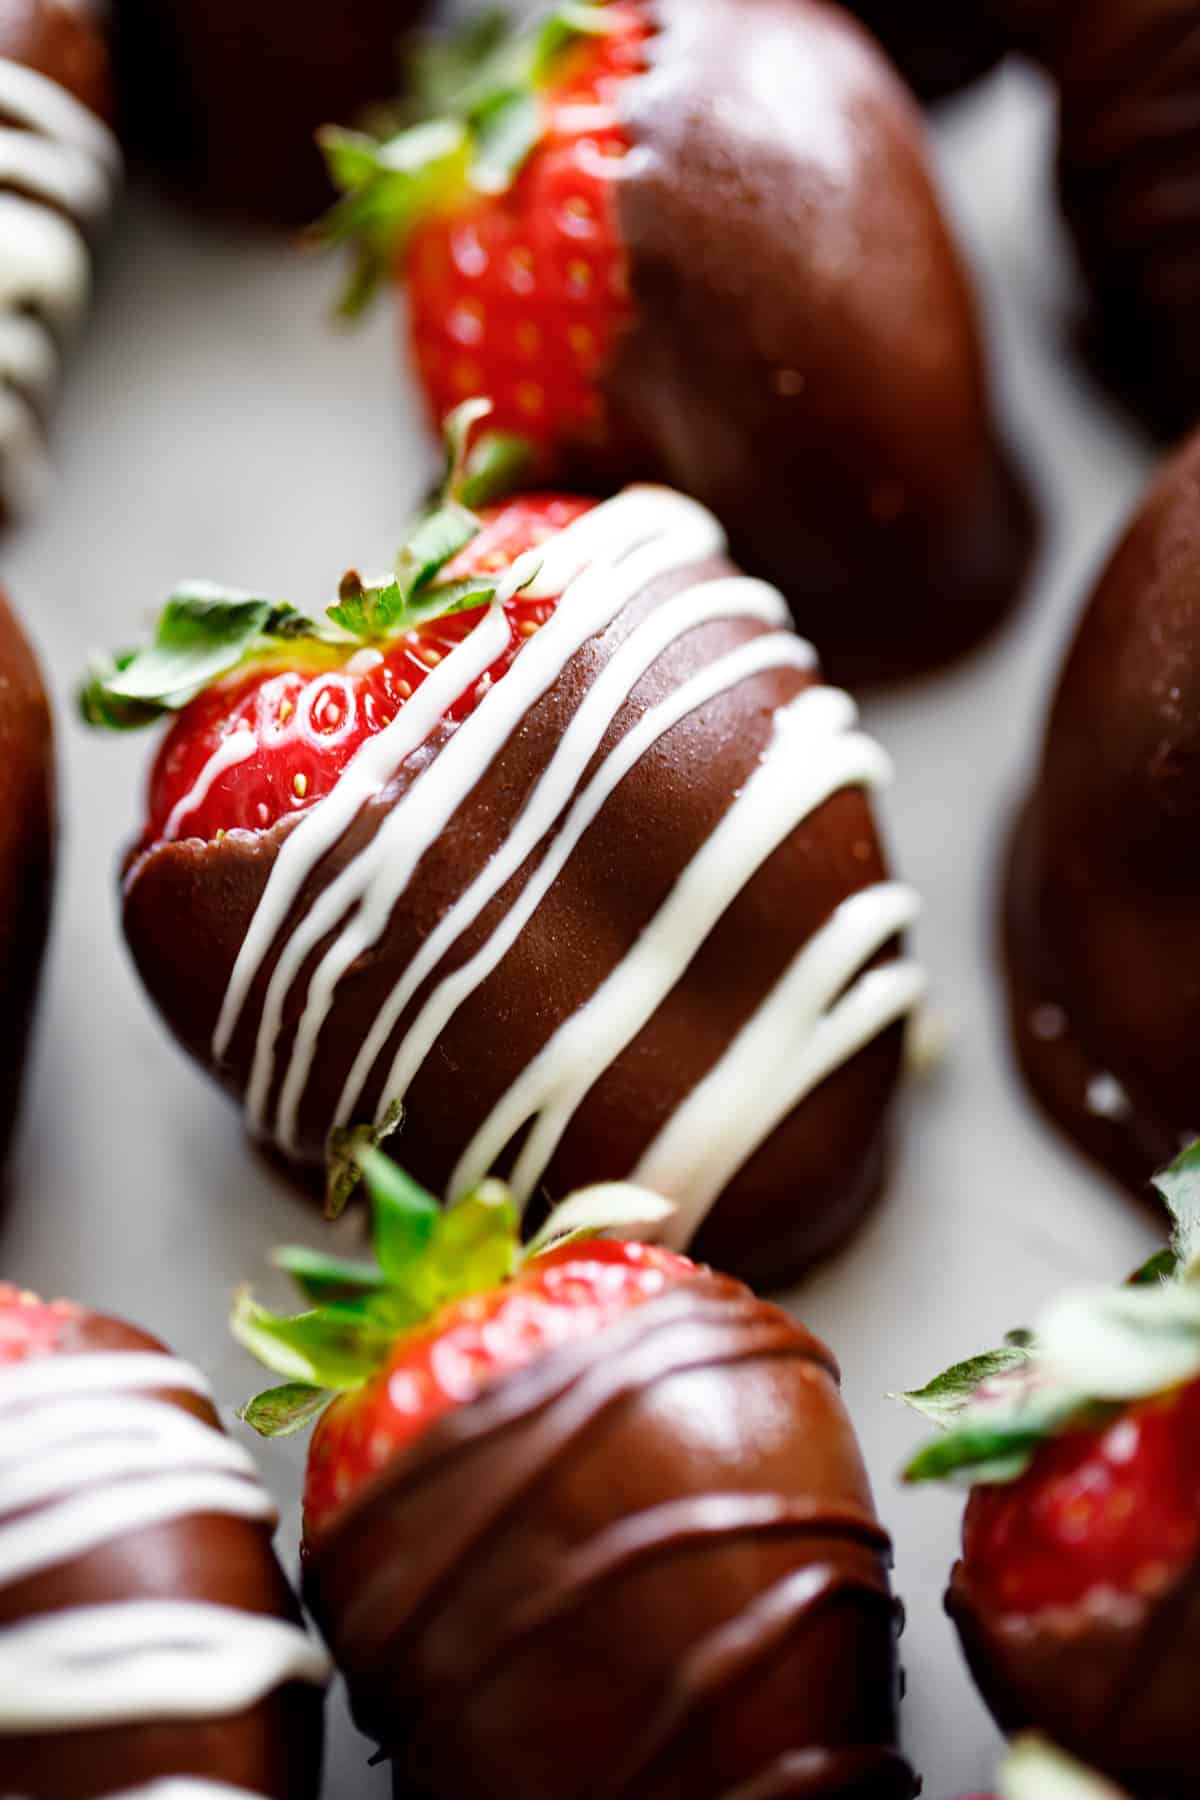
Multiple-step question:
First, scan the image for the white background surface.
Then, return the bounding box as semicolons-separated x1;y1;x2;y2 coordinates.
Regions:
0;57;1172;1799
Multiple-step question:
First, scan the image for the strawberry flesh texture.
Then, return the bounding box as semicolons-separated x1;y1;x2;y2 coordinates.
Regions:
406;4;650;468
0;1283;78;1364
962;1374;1200;1617
142;495;594;849
303;1237;695;1547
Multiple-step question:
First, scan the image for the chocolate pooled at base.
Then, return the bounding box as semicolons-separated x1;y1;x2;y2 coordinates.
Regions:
1004;429;1200;1193
593;0;1035;687
0;593;53;1161
0;1301;328;1797
304;1271;917;1800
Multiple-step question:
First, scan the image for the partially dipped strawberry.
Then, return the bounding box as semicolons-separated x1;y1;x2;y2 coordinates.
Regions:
903;1142;1200;1798
318;0;1034;684
236;1150;917;1799
233;1151;686;1547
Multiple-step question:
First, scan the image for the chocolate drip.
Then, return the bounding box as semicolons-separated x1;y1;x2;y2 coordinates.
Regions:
305;1273;916;1800
1003;427;1200;1192
0;1307;326;1798
0;592;53;1163
1017;0;1200;435
598;0;1034;686
124;504;917;1290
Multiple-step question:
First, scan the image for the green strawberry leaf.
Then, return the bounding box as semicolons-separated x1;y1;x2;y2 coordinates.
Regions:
360;1149;441;1282
1130;1245;1179;1286
407;1180;520;1311
524;1183;678;1260
79;587;322;730
271;1245;390;1308
230;1289;393;1390
904;1389;1096;1486
325;1103;405;1220
459;430;535;510
1036;1280;1200;1401
1151;1136;1200;1282
1001;1735;1127;1800
471;87;542;194
900;1342;1034;1429
238;1381;330;1439
393;500;481;602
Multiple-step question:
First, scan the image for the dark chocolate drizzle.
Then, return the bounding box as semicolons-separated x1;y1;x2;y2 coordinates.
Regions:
306;1272;916;1800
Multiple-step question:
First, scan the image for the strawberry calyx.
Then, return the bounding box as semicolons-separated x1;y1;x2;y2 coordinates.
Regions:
317;2;626;316
902;1140;1200;1488
78;398;536;734
232;1145;677;1440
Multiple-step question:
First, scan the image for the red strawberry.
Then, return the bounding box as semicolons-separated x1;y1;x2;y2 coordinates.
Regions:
323;4;649;474
140;494;590;848
233;1150;688;1549
0;1282;77;1363
961;1376;1200;1618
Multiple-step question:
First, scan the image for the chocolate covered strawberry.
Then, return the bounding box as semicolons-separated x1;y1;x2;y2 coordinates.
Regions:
319;0;1033;683
236;1150;917;1798
904;1142;1200;1798
81;400;923;1291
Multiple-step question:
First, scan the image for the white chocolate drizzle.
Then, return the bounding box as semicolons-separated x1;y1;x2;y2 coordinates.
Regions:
0;1349;329;1740
162;725;257;843
0;56;120;515
204;486;922;1241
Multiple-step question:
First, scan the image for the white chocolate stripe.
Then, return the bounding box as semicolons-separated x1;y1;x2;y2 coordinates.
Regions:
636;888;925;1246
0;1352;211;1408
0;1601;329;1729
106;1785;274;1799
335;574;797;1128
162;725;257;843
0;1470;276;1589
451;687;894;1205
0;192;89;331
355;629;815;1133
0;312;58;408
0;59;120;168
214;596;511;1071
266;488;724;1151
0;126;113;219
0;1398;257;1510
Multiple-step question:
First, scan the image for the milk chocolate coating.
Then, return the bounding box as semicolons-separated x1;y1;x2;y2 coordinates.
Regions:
113;0;429;226
1014;0;1200;437
840;0;1011;99
593;0;1035;687
0;593;54;1161
304;1271;917;1800
123;548;908;1291
0;0;113;122
1003;430;1200;1192
0;1304;324;1798
948;1552;1200;1796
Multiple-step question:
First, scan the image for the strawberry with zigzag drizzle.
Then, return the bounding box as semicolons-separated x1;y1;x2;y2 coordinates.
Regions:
83;401;924;1290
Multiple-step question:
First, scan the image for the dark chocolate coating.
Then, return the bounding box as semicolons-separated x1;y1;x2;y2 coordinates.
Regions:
0;593;53;1161
838;0;1012;100
113;0;429;226
0;1303;324;1798
1003;429;1200;1193
949;1550;1200;1796
1015;0;1200;437
593;0;1035;687
304;1271;916;1800
123;544;909;1291
0;0;113;121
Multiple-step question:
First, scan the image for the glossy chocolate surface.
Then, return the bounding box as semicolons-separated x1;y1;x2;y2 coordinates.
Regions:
114;0;429;225
306;1272;917;1800
0;594;53;1161
841;0;1011;99
1015;0;1200;436
600;0;1034;686
123;541;910;1292
949;1552;1200;1797
1004;430;1200;1193
0;1305;324;1798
